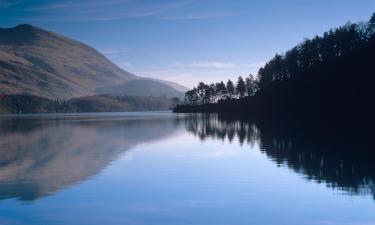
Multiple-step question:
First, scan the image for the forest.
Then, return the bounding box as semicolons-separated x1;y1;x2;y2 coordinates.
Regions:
174;13;375;122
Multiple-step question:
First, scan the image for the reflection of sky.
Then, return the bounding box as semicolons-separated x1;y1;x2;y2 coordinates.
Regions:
1;127;375;225
0;112;183;201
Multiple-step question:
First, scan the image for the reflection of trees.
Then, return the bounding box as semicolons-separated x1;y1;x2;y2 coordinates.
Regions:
184;114;259;146
259;124;375;197
184;114;375;198
0;115;180;201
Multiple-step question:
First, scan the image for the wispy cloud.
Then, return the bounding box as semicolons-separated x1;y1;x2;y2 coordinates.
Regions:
131;60;264;87
24;0;192;22
28;0;132;11
172;61;265;70
173;61;237;69
20;0;234;22
134;70;202;88
133;69;242;88
0;0;23;8
162;11;235;20
244;61;266;68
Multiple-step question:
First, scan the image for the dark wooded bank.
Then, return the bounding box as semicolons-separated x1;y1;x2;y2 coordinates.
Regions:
174;14;375;123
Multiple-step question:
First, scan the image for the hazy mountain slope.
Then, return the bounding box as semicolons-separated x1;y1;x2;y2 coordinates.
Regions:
144;77;189;93
96;79;184;98
69;95;172;112
0;24;186;99
0;94;173;114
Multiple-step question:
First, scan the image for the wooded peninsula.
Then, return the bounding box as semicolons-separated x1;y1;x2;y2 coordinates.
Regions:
174;13;375;123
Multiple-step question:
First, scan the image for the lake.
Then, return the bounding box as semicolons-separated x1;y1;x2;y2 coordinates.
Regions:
0;112;374;225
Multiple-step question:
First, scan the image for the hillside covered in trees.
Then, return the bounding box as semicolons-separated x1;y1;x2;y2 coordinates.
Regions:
174;13;375;122
0;94;173;114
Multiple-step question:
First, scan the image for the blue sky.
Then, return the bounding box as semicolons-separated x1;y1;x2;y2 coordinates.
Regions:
1;0;374;87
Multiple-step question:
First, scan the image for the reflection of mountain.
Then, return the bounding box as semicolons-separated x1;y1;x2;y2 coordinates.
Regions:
184;114;375;198
0;114;180;201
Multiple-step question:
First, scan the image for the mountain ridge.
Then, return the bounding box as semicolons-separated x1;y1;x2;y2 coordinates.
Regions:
0;24;187;100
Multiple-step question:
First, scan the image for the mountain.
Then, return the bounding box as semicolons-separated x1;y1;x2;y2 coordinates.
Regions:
147;77;189;93
96;79;184;98
0;94;173;114
0;24;187;100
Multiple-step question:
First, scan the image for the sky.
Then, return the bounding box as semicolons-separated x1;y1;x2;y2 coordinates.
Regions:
0;0;374;88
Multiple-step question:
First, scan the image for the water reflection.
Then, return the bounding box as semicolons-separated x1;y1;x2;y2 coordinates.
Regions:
1;112;374;204
184;114;375;198
185;114;260;146
0;113;180;201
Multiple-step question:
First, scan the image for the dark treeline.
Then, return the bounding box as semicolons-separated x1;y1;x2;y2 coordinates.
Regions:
175;13;375;122
183;74;257;105
184;114;375;198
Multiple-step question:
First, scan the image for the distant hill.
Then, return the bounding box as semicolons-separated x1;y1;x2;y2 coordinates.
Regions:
96;79;184;98
0;24;187;100
146;77;189;93
69;95;173;112
0;94;173;114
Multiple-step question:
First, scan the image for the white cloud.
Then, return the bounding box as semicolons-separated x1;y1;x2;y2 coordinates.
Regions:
132;69;240;88
126;60;264;88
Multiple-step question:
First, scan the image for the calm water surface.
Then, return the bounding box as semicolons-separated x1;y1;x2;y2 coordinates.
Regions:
0;112;374;225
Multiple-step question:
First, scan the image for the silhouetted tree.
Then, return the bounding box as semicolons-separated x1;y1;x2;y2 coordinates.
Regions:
208;83;217;103
245;74;256;96
367;13;375;40
226;80;235;99
215;81;226;101
171;97;180;108
236;76;246;98
197;82;208;104
184;88;199;105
